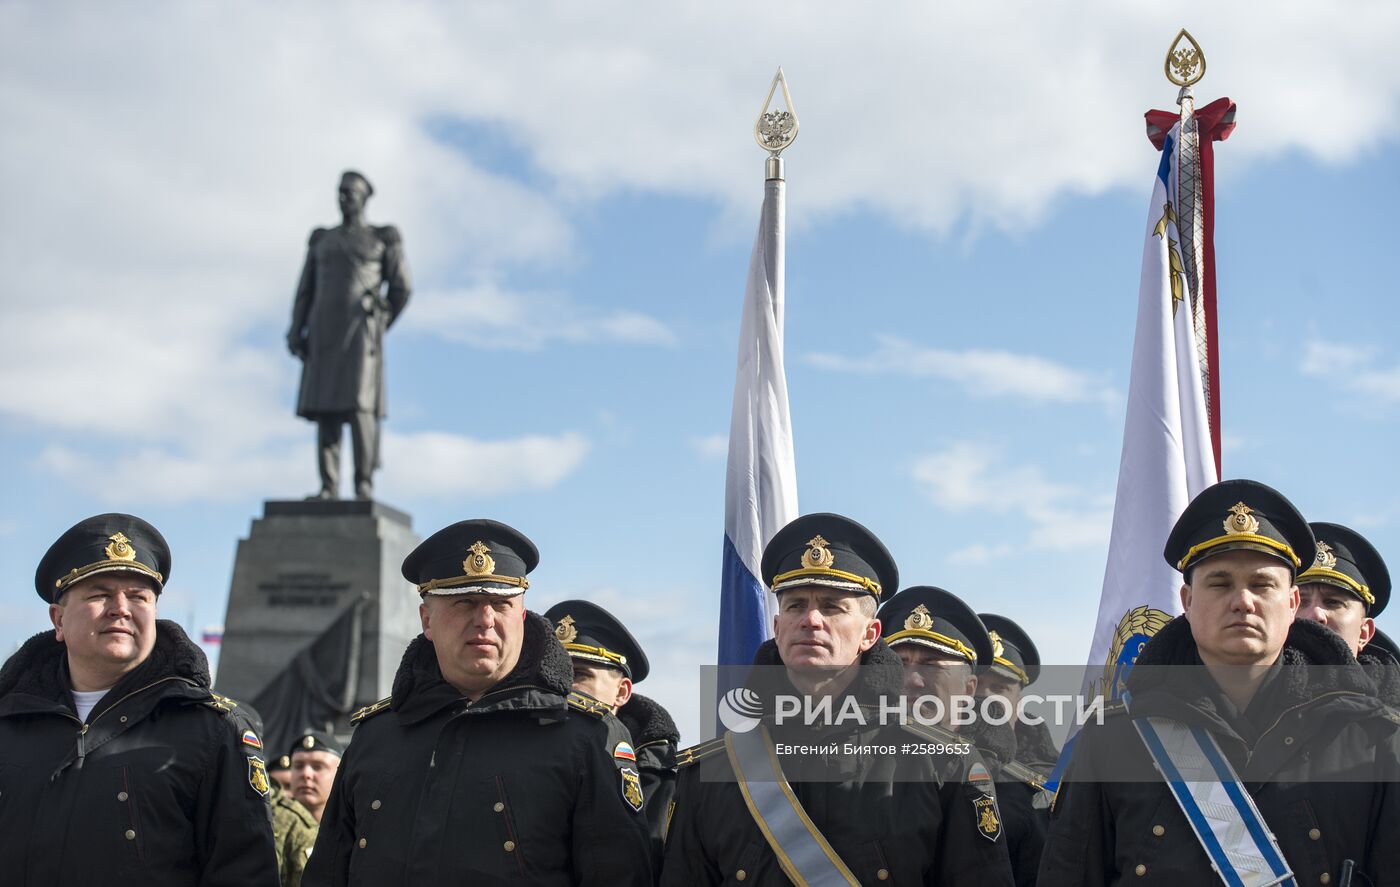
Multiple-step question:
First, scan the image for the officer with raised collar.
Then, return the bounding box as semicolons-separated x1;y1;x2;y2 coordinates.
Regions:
545;599;680;859
1040;479;1400;886
303;519;652;886
977;612;1058;886
661;513;1015;886
0;513;279;886
877;588;1027;884
1295;521;1390;657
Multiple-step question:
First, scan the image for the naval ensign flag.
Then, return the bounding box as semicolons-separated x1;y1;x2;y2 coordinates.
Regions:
1046;124;1223;794
718;176;798;669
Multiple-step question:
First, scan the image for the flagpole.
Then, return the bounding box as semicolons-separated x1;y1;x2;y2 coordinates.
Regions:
1164;30;1224;476
715;69;801;687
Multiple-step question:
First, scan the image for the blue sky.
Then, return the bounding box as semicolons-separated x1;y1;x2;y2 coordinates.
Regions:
2;2;1398;742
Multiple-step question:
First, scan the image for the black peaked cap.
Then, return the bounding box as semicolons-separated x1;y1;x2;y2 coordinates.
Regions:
878;586;994;669
1298;522;1389;617
35;513;170;603
1164;479;1315;577
761;513;897;601
292;729;344;758
544;599;649;683
978;613;1041;686
403;519;539;596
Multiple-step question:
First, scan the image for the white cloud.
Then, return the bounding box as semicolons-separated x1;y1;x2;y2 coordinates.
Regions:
33;430;590;505
1301;339;1400;403
690;434;728;461
402;282;676;350
810;335;1116;406
3;3;1400;503
379;430;590;498
911;441;1111;563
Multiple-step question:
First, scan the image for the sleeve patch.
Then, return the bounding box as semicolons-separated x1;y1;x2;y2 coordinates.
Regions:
973;794;1003;842
620;766;644;812
242;729;263;749
248;755;271;798
613;740;636;763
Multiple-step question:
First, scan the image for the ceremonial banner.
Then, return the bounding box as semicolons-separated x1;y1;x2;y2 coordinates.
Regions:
718;177;798;669
1049;102;1232;788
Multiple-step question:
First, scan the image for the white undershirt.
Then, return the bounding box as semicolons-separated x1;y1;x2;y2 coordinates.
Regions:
72;688;110;723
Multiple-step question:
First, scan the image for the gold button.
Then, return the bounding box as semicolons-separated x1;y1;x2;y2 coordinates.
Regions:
493;802;505;813
1284;736;1294;745
1309;828;1321;840
117;791;129;802
1320;875;1331;885
1152;824;1164;836
877;870;889;881
371;800;381;810
119;716;128;723
124;830;136;841
358;838;367;849
735;872;747;882
503;840;516;852
1135;864;1147;876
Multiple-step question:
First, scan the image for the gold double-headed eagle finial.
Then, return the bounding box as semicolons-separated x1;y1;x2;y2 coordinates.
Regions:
1164;29;1206;88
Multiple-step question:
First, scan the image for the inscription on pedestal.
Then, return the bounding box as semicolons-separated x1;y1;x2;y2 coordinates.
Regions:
259;572;350;607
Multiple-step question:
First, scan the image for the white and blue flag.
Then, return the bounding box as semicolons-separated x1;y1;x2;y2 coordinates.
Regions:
1049;124;1218;788
718;176;798;669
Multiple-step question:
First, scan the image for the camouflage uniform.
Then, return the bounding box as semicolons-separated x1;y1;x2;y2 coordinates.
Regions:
270;782;318;887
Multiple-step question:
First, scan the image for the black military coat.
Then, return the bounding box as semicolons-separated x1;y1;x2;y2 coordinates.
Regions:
0;621;279;887
302;612;653;886
1040;618;1400;886
660;640;1015;886
618;692;680;858
965;718;1053;887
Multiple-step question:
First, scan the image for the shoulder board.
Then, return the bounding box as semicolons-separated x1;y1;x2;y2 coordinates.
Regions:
567;691;613;719
1001;760;1050;791
351;696;392;724
676;737;727;769
204;691;237;713
899;719;962;745
1102;700;1129;718
1382;705;1400;727
376;225;401;245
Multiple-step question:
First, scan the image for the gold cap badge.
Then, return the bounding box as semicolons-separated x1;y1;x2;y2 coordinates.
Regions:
301;735;315;749
989;630;1005;660
904;603;934;632
105;532;136;562
555;615;578;644
800;535;835;570
1224;502;1260;536
463;541;496;577
1314;541;1338;570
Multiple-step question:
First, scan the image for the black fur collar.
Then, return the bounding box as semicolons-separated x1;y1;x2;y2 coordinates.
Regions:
1359;648;1400;707
748;637;906;707
390;610;573;715
1128;615;1374;705
618;693;679;746
1014;718;1061;769
962;716;1017;765
0;619;209;704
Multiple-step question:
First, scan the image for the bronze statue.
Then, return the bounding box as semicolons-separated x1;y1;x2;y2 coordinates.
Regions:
287;171;411;500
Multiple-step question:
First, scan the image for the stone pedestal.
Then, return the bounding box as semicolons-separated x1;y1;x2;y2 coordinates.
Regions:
217;500;422;713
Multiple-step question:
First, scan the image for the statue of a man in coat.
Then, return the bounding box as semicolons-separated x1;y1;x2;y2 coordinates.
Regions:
287;170;411;501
